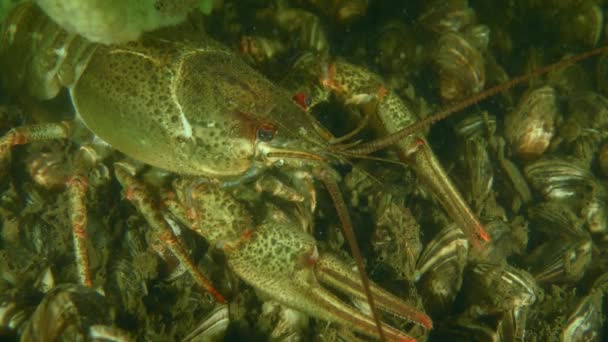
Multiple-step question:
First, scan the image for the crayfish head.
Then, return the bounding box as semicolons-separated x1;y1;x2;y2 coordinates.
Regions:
250;91;342;171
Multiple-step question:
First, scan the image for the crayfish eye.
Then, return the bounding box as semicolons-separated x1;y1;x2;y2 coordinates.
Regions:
256;123;276;142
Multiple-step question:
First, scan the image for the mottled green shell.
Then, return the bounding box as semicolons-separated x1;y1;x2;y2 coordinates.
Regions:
1;2;330;178
72;38;272;177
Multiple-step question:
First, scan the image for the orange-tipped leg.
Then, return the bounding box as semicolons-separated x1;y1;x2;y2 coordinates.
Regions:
407;139;490;248
316;59;491;249
114;163;225;303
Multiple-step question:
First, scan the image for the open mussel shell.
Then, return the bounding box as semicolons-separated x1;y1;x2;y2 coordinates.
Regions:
456;262;539;339
526;203;592;284
415;224;468;315
505;85;556;160
20;284;129;341
463;263;540;315
434;31;485;101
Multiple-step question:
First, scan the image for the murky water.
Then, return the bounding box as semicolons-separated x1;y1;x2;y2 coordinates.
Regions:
0;1;607;341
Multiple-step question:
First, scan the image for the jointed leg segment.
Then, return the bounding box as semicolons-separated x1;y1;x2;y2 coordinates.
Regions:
114;163;226;303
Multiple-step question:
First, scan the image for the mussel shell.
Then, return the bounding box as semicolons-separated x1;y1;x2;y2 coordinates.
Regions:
526;202;592;283
569;134;604;170
454;113;497;139
505;86;556;159
20;284;117;341
0;293;35;336
418;0;476;33
528;202;588;238
598;142;608;177
596;52;608;97
529;239;592;284
24;151;69;190
591;273;608;292
464;263;539;315
273;8;329;55
334;0;369;23
458;137;494;212
566;91;608;131
462;24;490;51
374;21;419;75
106;259;149;318
430;316;502;342
432;308;528;342
475;218;528;262
183;304;230;342
494;137;533;209
547;62;593;98
560;290;603;341
558;1;603;48
524;158;597;201
239;35;287;65
0;247;43;288
434;31;485;101
582;195;608;234
372;195;422;281
415;224;468;314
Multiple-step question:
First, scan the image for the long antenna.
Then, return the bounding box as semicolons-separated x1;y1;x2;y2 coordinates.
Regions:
317;169;387;341
344;45;608;156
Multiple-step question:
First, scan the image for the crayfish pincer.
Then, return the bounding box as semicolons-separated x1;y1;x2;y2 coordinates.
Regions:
0;2;432;340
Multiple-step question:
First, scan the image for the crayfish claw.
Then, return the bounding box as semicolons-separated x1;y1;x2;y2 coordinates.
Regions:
289;270;418;342
315;253;433;330
226;219;424;341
